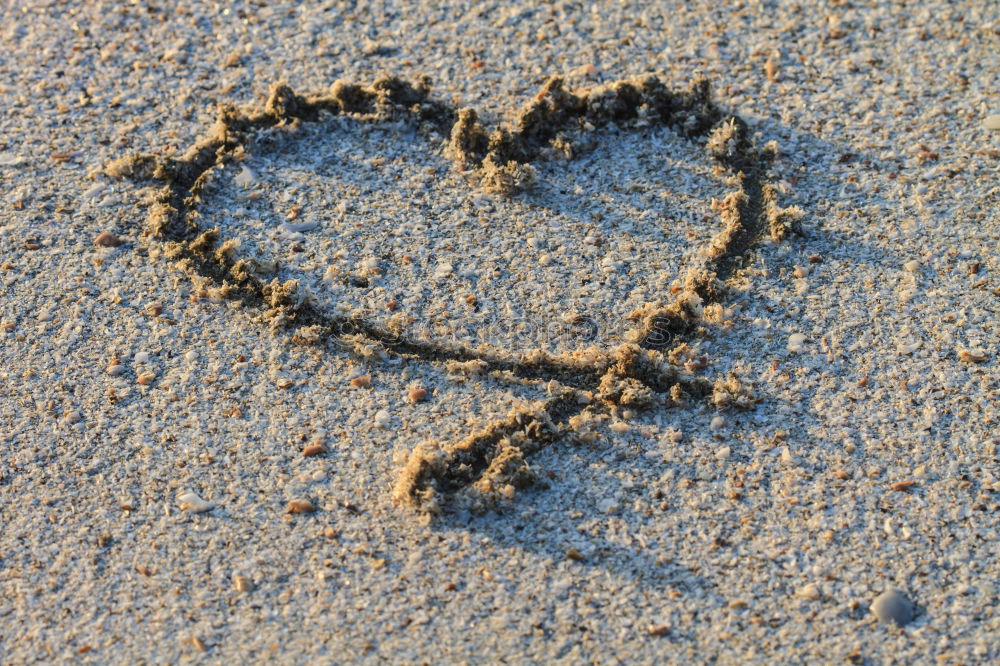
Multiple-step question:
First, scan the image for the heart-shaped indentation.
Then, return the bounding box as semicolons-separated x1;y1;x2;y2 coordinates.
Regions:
111;75;801;514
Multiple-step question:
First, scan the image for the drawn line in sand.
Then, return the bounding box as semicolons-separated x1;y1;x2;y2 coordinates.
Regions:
108;74;803;516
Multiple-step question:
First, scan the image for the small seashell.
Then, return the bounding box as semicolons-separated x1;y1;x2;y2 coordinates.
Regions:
302;444;325;457
983;114;1000;131
94;232;123;248
350;375;372;389
287;499;316;514
136;371;156;385
871;588;915;626
177;491;214;514
798;583;822;601
407;388;428;403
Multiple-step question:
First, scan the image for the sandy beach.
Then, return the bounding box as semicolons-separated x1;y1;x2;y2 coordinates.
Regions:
0;1;997;663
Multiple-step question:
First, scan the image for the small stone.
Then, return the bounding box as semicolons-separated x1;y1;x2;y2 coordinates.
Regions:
106;363;125;376
984;114;1000;131
233;575;255;593
787;333;807;352
903;260;920;273
94;232;123;248
374;409;391;427
177;491;213;514
136;371;156;385
184;350;198;362
407;388;428;403
709;416;726;431
871;589;915;626
287;499;316;514
566;548;586;561
146;303;163;316
302;444;325;457
134;351;150;363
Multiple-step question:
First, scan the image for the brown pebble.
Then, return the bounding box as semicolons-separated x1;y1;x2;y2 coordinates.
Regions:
136;372;155;385
146;303;163;316
95;232;123;248
407;388;428;403
385;299;398;311
302;444;325;457
648;625;671;637
323;526;338;539
350;375;372;389
808;255;823;264
287;499;316;514
190;636;207;652
891;480;917;491
276;378;294;389
566;548;586;562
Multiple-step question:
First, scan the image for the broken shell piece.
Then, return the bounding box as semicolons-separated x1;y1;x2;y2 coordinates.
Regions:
280;220;319;233
178;491;214;514
234;166;256;188
233;575;255;593
787;333;807;352
958;349;987;363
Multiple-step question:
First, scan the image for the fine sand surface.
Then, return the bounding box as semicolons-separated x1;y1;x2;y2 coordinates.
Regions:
1;1;997;663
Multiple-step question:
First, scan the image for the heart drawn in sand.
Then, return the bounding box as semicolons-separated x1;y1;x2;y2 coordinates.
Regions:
109;74;803;516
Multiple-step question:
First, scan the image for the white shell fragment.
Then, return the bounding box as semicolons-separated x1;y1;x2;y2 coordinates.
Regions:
234;166;257;188
177;491;214;514
983;114;1000;131
280;220;319;233
787;333;807;352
